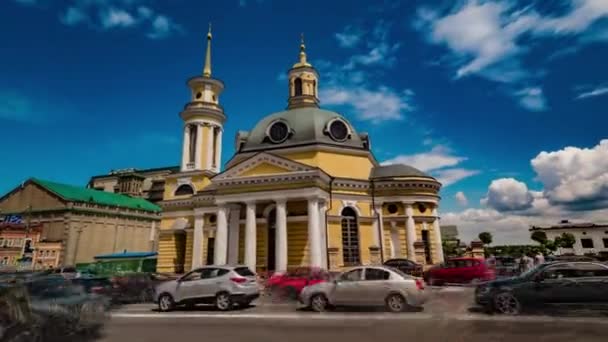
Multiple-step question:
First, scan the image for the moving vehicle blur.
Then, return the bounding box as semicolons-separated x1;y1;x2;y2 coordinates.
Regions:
266;267;330;300
383;258;423;276
475;261;608;315
492;256;519;277
424;257;495;285
299;266;427;313
154;265;259;312
111;272;176;304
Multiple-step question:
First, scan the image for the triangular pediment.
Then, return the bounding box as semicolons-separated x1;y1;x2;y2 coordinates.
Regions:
213;153;314;180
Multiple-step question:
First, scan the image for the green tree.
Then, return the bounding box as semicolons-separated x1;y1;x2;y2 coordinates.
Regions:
531;231;548;245
557;232;576;248
478;232;493;245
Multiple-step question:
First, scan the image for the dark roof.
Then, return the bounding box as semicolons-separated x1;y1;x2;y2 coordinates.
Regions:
239;107;367;152
89;165;179;181
370;164;433;179
94;251;158;260
32;178;160;213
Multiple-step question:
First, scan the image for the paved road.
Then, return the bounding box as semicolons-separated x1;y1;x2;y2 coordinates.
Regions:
100;316;608;342
93;286;608;342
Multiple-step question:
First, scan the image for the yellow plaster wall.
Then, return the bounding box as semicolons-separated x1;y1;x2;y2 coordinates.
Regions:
184;230;193;271
157;234;180;273
163;174;212;201
288;222;308;268
282;151;374;179
256;223;267;272
239;163;291;177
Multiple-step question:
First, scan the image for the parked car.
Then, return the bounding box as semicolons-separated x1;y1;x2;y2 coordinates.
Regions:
383;258;423;277
266;267;330;300
424;257;495;285
475;261;608;315
299;266;428;313
154;265;259;312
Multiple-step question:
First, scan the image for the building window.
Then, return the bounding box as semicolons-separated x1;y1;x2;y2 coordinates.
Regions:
387;204;398;214
603;238;608;248
188;125;197;163
341;207;360;266
581;238;594;248
313;80;316;97
294;78;303;96
212;126;218;168
175;184;195;196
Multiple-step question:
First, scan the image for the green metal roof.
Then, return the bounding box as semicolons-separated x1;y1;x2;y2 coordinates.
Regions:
32;178;161;213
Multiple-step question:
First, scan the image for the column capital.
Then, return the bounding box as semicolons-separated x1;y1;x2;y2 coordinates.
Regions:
274;198;287;206
244;200;257;206
306;196;319;203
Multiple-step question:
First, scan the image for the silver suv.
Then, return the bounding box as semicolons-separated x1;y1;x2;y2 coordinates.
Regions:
154;265;259;311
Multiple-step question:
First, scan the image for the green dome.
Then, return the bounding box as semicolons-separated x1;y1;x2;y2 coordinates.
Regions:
239;107;368;152
370;164;433;179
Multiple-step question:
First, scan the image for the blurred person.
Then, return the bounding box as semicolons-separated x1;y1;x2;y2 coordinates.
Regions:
534;252;545;266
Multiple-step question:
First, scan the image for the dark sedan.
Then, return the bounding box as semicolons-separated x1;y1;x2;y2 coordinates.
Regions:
475;261;608;315
383;258;423;277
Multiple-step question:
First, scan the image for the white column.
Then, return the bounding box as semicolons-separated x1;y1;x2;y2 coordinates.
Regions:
215;128;223;171
192;216;205;269
432;207;445;263
181;125;190;171
244;202;257;271
275;199;288;273
390;221;399;258
228;207;240;264
206;124;214;170
405;204;417;260
319;202;327;269
374;204;385;258
214;206;228;265
194;124;203;170
307;198;322;268
148;221;157;252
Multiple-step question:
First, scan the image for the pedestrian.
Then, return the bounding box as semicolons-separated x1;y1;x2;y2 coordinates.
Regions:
534;252;545;266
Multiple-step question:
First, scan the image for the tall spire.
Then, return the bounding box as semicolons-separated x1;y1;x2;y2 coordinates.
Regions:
203;23;212;77
293;33;311;68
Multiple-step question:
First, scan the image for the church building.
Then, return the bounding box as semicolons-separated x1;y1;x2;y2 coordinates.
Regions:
157;29;444;274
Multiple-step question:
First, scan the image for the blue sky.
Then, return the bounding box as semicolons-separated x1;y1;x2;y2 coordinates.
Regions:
1;0;607;243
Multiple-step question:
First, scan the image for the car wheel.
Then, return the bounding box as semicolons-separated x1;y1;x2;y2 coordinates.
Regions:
215;292;233;311
158;294;175;312
493;292;521;315
310;293;329;312
385;293;407;313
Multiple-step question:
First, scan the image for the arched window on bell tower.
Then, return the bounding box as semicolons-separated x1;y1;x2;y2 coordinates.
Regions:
294;78;303;96
188;124;197;163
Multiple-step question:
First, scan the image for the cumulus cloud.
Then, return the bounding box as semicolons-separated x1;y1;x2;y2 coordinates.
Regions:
446;139;608;244
382;145;479;186
531;139;608;209
483;178;534;211
414;0;608;109
455;191;468;206
100;8;136;29
321;86;411;123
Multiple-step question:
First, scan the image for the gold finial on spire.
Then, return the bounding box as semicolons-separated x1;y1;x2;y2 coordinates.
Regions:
203;23;212;77
300;33;305;52
294;33;311;67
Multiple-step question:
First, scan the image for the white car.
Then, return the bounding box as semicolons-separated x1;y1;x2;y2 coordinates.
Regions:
154;265;259;311
299;266;429;312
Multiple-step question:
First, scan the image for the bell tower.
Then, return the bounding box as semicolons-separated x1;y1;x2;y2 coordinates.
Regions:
287;34;319;109
179;24;226;173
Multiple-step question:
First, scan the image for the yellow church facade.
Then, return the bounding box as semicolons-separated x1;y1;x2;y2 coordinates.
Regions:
157;31;444;274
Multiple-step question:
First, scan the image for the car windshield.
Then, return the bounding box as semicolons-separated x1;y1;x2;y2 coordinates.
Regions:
387;267;412;279
234;267;255;277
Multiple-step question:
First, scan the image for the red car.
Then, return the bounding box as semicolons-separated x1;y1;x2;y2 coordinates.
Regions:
266;267;330;300
424;257;495;285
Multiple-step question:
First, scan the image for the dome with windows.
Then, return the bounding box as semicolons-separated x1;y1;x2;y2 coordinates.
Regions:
237;107;370;152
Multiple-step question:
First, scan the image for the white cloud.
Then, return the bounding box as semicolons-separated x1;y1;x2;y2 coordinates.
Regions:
334;26;363;48
414;0;608;110
319;21;412;124
60;7;88;26
382;145;479;186
483;178;534;211
321;86;411;123
576;85;608;99
455;191;469;206
513;87;548;111
100;8;136;28
446;139;608;244
18;0;183;39
382;145;465;172
435;168;481;186
531;139;608;209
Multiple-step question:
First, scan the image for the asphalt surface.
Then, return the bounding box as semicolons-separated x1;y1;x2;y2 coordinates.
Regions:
95;287;608;342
